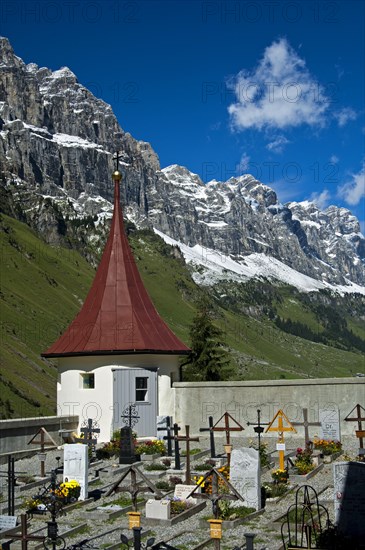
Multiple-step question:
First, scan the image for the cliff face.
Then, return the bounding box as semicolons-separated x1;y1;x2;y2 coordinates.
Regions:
0;37;364;289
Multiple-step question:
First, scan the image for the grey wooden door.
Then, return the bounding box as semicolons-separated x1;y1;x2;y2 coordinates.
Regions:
112;368;158;436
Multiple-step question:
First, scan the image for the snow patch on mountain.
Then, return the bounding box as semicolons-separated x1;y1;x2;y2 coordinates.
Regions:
154;228;365;296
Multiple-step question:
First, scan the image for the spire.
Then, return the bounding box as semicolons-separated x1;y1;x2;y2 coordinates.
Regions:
42;163;190;357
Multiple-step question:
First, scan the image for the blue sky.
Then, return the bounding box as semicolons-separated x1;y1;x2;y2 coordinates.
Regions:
1;0;364;229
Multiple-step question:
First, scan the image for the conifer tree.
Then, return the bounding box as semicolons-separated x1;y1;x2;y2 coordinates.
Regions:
181;296;231;381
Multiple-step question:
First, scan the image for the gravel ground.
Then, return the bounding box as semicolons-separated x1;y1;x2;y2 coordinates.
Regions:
0;437;361;550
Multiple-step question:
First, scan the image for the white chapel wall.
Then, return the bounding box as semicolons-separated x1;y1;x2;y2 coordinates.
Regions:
58;354;180;441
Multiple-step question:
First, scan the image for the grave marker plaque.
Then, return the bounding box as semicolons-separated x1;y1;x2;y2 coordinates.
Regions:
63;444;88;500
0;515;17;532
174;484;198;504
319;408;341;441
145;499;171;520
230;448;261;510
333;461;365;540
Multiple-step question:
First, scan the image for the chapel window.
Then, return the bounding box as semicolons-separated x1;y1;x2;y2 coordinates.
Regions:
81;373;95;389
135;377;148;402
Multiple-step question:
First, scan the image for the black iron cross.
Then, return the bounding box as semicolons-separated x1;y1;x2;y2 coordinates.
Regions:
200;416;216;458
164;423;181;469
105;465;162;511
247;409;269;450
157;416;173;456
113;151;123;171
121;404;140;429
7;455;15;516
76;418;100;446
292;408;320;446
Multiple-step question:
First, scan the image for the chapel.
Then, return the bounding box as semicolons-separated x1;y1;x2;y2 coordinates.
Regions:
42;165;190;441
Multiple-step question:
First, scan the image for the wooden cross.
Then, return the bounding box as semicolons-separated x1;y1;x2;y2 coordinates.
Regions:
27;427;58;477
105;465;162;511
113;151;123;171
163;423;181;468
121;404;140;429
175;425;199;484
345;404;365;452
75;418;100;446
265;409;297;470
292;408;321;446
200;416;216;458
212;412;245;467
4;514;45;550
186;467;243;519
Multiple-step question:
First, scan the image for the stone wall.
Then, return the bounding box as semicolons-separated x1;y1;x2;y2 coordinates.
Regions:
0;415;78;459
173;378;365;443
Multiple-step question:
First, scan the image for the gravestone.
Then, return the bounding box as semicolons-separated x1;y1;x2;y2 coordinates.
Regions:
333;461;365;540
0;515;17;532
319;408;341;441
230;448;261;510
119;426;138;464
146;499;171;520
174;484;198;504
63;443;88;500
156;416;170;441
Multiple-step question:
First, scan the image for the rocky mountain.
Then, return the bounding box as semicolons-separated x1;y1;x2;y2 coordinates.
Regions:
1;37;364;292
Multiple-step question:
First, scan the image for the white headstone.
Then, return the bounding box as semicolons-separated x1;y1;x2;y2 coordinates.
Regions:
157;415;170;441
0;516;17;532
230;448;261;511
63;443;88;500
319;409;341;441
146;499;171;519
174;484;198;504
333;461;365;539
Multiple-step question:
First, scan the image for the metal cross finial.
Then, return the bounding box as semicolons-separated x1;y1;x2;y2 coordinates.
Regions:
113;151;123;171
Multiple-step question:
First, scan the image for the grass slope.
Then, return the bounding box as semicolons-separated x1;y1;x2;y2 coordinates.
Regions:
0;216;364;418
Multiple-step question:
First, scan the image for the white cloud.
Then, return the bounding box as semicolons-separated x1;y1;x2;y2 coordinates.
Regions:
266;135;290;153
337;162;365;206
237;152;250;173
309;189;331;209
334;107;357;127
330;155;339;164
227;38;330;131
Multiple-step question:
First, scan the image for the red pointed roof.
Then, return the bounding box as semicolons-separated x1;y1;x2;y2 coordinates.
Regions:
42;171;190;357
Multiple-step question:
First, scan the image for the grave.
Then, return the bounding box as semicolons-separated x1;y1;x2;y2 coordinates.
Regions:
63;443;88;500
174;484;198;504
333;461;365;541
145;499;171;520
230;448;261;510
119;426;139;464
0;515;17;533
319;408;341;441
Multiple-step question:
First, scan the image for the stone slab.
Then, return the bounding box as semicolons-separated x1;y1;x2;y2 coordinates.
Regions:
146;499;171;520
319;408;341;441
333;461;365;539
63;443;88;500
230;448;261;510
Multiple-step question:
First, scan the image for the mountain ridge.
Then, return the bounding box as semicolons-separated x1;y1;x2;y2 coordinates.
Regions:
0;36;364;293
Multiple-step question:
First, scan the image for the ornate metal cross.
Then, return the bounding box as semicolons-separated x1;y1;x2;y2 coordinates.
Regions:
121;404;140;429
163;423;181;469
76;418;100;446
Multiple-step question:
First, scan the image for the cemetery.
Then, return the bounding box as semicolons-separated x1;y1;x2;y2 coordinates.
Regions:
0;407;365;550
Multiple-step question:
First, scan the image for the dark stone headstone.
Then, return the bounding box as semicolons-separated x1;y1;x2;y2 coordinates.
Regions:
119;427;139;464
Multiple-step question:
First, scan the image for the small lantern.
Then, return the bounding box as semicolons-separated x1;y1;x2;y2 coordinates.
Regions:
208;519;223;539
127;511;141;529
